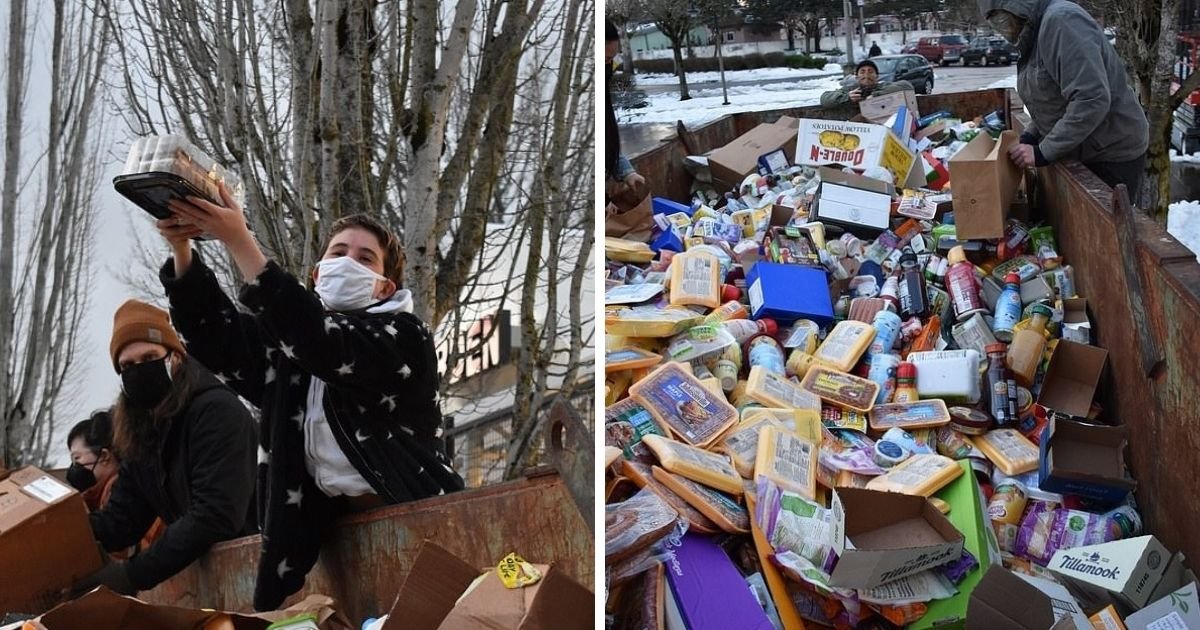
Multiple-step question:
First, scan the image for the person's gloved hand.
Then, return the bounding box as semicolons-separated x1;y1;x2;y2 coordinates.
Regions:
71;561;137;598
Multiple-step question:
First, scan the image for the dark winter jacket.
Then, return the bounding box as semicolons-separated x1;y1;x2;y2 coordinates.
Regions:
160;253;464;612
89;359;258;591
980;0;1148;164
820;79;914;108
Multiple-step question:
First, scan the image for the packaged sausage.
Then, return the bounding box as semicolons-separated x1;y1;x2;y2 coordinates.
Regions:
868;399;951;431
642;434;743;495
652;466;750;534
800;365;880;413
630;362;739;448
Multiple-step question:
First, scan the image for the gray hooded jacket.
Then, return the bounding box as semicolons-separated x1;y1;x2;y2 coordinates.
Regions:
980;0;1147;164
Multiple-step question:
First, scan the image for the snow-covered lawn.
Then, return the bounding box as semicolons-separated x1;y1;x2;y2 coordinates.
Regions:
634;65;841;86
1168;200;1200;256
986;75;1017;89
620;76;845;126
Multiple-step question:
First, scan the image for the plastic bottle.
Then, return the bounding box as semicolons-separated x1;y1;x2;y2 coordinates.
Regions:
867;309;902;359
704;300;748;325
879;276;901;314
898;247;930;319
991;272;1022;343
893;362;919;403
945;245;986;321
868;353;901;404
723;318;778;344
985;343;1014;425
1006;304;1053;388
746;334;786;375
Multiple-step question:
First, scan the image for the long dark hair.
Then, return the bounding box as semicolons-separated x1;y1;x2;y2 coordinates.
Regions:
112;353;196;462
605;20;621;177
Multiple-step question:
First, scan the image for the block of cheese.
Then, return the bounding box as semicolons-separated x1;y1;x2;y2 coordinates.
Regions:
971;428;1039;476
783;319;821;354
754;426;820;501
630;362;739;449
716;415;784;478
605;446;623;469
865;453;963;497
800;365;880;413
745;365;823;412
606;307;705;338
652;466;750;534
643;434;744;495
623;459;720;535
813;320;876;373
669;250;721;309
869;399;951;432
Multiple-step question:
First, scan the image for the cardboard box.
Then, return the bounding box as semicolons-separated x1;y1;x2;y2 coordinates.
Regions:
947;131;1022;240
1038;341;1108;419
33;589;349;630
708;117;801;188
667;534;773;629
745;262;834;326
382;541;593;630
1145;552;1196;604
811;166;894;238
911;460;1002;630
1124;581;1200;629
0;467;104;615
828;488;965;589
966;566;1090;629
860;89;920;124
796;119;924;189
1049;536;1171;610
1038;419;1136;503
1061;298;1092;344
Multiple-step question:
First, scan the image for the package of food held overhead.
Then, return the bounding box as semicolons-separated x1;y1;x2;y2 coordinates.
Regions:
869;399;952;432
865;453;963;496
800;365;880;413
630;362;738;448
114;135;245;223
642;434;744;495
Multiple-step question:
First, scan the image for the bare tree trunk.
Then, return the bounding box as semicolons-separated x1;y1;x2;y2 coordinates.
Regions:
0;0;28;465
671;40;692;100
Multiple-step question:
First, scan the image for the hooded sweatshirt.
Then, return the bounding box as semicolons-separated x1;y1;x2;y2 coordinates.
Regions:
979;0;1147;164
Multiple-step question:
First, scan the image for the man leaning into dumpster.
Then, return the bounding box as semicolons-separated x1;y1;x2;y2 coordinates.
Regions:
156;186;465;611
820;60;913;108
979;0;1149;196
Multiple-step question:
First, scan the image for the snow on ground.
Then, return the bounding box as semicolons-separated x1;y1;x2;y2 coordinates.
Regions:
621;76;845;126
1170;149;1200;163
986;75;1018;89
635;66;839;86
1168;200;1200;255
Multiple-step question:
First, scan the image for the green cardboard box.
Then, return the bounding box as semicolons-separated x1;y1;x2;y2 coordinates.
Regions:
911;460;1002;629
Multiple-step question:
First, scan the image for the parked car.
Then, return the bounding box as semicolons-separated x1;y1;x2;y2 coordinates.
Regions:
841;54;936;94
917;34;969;65
901;42;919;54
962;36;1019;66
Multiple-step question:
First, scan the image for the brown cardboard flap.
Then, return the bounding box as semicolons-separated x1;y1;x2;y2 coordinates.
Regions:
383;541;482;630
1038;341;1108;418
859;89;920;124
518;567;596;630
1045;420;1135;490
947;131;1022;240
967;566;1060;629
818;166;894;195
708;120;800;188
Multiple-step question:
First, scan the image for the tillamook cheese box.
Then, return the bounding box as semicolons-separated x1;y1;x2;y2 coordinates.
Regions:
1049;535;1170;610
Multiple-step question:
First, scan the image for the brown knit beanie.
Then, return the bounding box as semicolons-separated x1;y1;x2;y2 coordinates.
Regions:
109;299;186;372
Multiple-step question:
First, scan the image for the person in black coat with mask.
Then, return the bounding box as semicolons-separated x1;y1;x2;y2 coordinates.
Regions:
72;300;258;597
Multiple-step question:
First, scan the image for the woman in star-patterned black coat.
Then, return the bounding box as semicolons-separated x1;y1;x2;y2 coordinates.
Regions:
157;191;464;612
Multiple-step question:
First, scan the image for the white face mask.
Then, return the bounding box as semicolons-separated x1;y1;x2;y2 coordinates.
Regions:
314;256;386;311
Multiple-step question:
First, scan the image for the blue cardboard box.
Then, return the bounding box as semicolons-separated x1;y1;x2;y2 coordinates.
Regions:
1038;418;1136;504
652;197;692;217
745;262;833;326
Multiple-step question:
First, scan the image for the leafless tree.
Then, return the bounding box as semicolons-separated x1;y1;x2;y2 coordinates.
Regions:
641;0;695;99
0;0;114;467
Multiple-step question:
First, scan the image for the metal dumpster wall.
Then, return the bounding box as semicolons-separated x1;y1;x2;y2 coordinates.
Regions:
138;471;592;620
1037;161;1200;564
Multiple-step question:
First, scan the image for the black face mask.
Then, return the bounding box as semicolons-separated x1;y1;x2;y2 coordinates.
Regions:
121;356;174;410
66;459;98;491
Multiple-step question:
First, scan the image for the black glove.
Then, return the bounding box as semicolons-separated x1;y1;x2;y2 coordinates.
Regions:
1019;131;1040;146
71;561;138;598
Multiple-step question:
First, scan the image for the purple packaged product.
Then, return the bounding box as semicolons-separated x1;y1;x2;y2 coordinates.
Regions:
938;549;979;585
1014;502;1116;566
668;534;774;630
